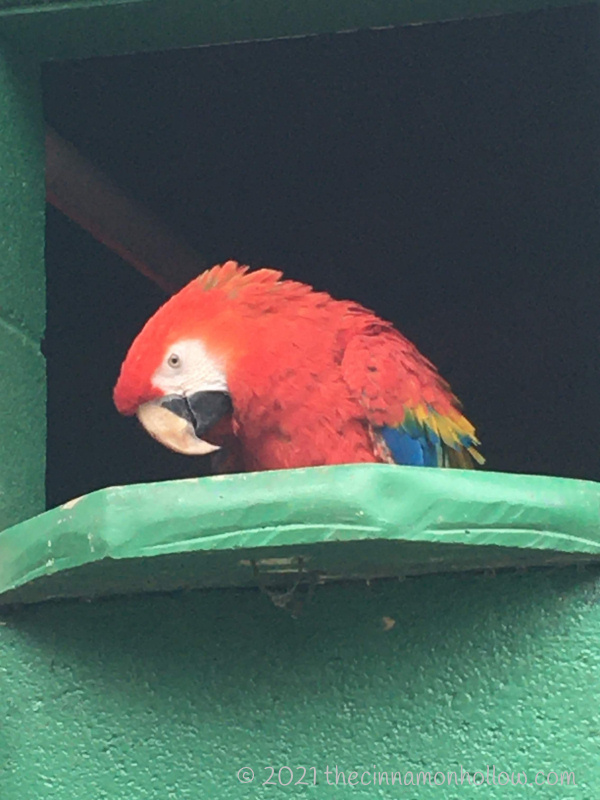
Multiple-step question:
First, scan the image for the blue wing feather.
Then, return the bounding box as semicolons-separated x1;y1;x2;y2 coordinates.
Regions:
380;425;440;467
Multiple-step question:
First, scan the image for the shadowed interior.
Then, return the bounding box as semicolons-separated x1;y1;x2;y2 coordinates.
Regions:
43;5;600;508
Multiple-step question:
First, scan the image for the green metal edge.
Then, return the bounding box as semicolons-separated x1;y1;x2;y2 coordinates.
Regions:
0;0;592;62
0;464;598;604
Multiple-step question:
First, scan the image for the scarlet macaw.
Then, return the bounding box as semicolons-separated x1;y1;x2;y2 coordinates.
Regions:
114;261;483;472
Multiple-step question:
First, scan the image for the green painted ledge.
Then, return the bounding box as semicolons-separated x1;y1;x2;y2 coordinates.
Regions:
0;465;598;605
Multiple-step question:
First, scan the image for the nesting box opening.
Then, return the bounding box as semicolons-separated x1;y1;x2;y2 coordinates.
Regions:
42;5;599;510
0;4;598;604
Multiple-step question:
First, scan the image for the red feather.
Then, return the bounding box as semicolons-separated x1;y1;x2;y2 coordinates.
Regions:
114;261;482;470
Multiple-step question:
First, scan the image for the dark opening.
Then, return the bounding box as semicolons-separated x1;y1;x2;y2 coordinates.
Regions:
43;4;600;508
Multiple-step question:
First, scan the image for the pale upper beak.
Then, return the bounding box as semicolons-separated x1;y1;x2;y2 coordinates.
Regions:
136;390;232;456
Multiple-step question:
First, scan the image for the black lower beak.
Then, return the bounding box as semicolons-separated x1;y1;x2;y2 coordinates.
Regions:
160;391;232;438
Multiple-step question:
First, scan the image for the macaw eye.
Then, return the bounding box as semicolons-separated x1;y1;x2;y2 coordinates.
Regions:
167;353;181;369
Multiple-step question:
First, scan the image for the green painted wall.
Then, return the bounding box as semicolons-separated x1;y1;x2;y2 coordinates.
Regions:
0;46;45;530
0;569;597;798
0;0;592;60
0;5;597;799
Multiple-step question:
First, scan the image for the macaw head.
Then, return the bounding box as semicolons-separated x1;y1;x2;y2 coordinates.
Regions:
114;261;288;456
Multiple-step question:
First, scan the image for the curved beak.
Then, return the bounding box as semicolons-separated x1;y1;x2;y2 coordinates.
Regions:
137;390;233;456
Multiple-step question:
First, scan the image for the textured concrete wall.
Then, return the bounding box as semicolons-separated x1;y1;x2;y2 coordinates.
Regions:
0;568;597;798
0;46;46;530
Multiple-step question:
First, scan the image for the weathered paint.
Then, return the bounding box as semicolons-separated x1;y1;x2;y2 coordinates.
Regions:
0;569;597;798
0;466;599;604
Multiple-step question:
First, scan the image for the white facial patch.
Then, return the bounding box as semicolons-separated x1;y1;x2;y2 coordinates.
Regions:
151;338;228;397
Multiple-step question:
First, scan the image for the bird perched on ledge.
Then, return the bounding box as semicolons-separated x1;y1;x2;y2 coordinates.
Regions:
113;261;483;473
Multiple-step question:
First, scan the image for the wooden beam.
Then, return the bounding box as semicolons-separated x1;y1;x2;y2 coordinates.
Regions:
45;126;205;294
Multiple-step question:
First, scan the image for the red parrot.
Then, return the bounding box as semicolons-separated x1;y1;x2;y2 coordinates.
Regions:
113;261;483;472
